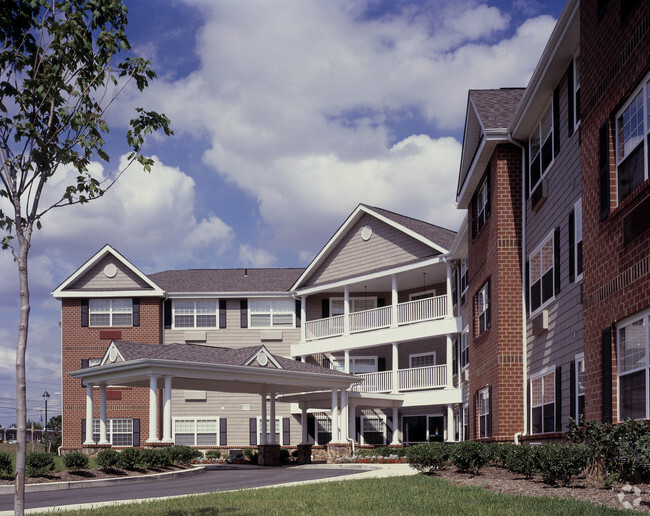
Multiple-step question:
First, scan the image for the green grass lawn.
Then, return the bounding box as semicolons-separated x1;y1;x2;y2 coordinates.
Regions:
30;474;629;516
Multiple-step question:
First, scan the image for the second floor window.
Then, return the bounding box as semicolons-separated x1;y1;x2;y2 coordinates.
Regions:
476;279;491;335
529;103;555;194
89;299;132;327
460;328;469;369
529;234;554;314
250;299;295;328
173;300;218;328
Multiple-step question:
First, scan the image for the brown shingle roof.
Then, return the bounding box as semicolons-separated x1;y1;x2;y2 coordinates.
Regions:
470;88;525;130
148;268;304;293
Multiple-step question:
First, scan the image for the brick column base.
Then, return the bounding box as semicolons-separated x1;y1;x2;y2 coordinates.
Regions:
257;444;281;467
326;443;352;463
295;444;312;465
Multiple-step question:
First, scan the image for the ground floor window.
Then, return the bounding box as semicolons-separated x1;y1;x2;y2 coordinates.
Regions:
360;416;387;445
315;414;332;445
531;370;555;434
575;354;585;421
402;414;444;444
618;311;650;419
478;388;491;438
92;418;133;446
173;418;219;446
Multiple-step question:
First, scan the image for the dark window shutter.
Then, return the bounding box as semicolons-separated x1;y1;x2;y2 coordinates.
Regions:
164;300;172;329
473;391;477;439
81;359;90;369
453;338;458;375
485;168;491;219
472;292;476;339
282;417;290;446
569;210;575;283
555;366;562;432
471;192;477;240
355;416;361;443
569;360;576;421
554;227;561;296
295;300;301;328
220;418;227;446
452;268;458;310
249;418;257;446
525;260;530;315
133;419;140;447
486;277;491;329
553;85;561;156
81;299;89;327
599;119;611;220
307;415;315;442
377;297;386;307
378;357;386;372
132;298;140;327
487;386;492;438
322;299;330;318
602;327;613;423
525;141;530;199
240;300;248;328
527;381;532;433
567;62;575;137
219;300;227;329
81;419;86;444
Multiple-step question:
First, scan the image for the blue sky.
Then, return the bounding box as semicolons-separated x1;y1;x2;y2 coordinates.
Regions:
0;0;567;426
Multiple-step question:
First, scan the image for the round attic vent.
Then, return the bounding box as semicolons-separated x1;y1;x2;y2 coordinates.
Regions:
257;352;269;367
104;263;117;278
108;347;117;363
361;225;372;241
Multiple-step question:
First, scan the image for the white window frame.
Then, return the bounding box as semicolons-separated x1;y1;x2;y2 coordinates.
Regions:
331;356;378;374
615;73;650;204
172;417;220;446
529;102;555;195
573;54;581;132
617;309;650;420
478;388;490;438
92;418;133;446
330;297;377;315
460;327;469;369
529;232;555;316
463;403;469;441
249;298;295;328
477;179;489;231
315;413;332;445
172;299;219;329
530;368;555;434
575;353;585;421
89;298;132;327
574;198;583;281
401;413;443;444
460;258;468;302
477;282;489;334
409;289;436;301
360;414;387;445
409;352;436;369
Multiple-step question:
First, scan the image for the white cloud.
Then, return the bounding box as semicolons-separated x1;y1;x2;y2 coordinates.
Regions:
238;244;277;268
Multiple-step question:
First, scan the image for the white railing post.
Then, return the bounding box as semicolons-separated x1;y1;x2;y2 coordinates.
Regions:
391;275;398;328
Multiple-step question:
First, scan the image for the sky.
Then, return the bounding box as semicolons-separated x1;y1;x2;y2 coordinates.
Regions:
0;0;568;427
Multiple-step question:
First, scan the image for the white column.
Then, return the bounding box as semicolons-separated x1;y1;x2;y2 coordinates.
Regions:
147;375;159;443
301;404;309;445
446;261;453;318
392;342;399;393
84;383;94;445
391;275;398;327
349;399;356;443
260;389;267;445
163;375;173;442
269;391;276;445
343;286;350;335
446;334;453;388
300;296;307;342
340;389;348;441
98;384;109;445
344;349;350;373
390;406;401;445
331;389;339;443
447;404;454;442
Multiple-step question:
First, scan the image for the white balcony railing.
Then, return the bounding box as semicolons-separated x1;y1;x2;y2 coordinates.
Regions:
350;365;447;393
304;294;448;341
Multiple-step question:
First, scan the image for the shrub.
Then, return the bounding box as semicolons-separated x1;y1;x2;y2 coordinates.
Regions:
535;444;589;486
491;443;516;468
405;442;450;473
96;449;121;469
280;448;290;463
243;448;254;459
63;452;89;471
118;447;141;469
450;441;491;474
164;445;201;465
358;446;399;458
0;452;13;477
138;448;164;468
26;452;55;476
502;445;538;479
205;450;221;459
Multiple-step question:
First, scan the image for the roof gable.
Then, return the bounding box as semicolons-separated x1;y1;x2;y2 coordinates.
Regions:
242;345;283;369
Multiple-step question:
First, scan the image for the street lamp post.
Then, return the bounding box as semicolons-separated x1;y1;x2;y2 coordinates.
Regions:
42;391;50;439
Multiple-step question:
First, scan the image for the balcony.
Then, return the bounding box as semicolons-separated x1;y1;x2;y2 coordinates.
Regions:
350;364;447;393
305;295;448;341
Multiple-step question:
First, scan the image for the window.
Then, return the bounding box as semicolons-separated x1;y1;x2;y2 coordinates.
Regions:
460;258;468;305
249;299;295;328
616;74;650;203
409;352;436;368
463;404;469;441
361;416;387;445
173;418;220;446
478;388;490;438
331;356;377;374
402;415;444;443
460;328;469;369
529;103;555;193
476;279;490;335
573;55;581;131
315;414;332;445
89;299;132;327
574;199;583;281
257;417;281;444
575;354;585;421
529;234;554;314
618;311;649;420
477;178;489;232
173;300;218;328
330;297;377;315
92;418;133;446
409;289;436;301
531;370;555;434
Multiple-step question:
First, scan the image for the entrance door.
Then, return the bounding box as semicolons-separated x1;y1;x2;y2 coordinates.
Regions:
403;416;426;443
428;416;444;442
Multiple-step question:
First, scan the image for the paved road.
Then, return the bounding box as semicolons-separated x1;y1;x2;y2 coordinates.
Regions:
0;465;369;513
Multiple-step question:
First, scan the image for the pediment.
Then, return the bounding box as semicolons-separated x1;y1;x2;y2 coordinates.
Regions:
101;342;125;365
242;345;283;370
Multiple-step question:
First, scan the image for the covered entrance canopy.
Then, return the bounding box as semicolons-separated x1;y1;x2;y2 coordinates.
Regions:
68;340;359;447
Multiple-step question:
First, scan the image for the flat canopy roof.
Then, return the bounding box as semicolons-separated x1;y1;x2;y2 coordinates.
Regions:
68;341;360;395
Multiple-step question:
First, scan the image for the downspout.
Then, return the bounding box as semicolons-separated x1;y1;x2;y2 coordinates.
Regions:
508;134;528;440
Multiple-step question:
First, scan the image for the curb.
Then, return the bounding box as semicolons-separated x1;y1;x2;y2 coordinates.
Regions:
0;466;206;496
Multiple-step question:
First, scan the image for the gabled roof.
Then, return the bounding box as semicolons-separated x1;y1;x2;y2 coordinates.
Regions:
148;268;303;295
291;204;456;291
471;89;525;130
52;244;164;299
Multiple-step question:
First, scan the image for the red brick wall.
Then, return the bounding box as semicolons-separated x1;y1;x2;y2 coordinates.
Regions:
468;143;524;440
580;1;650;422
61;297;163;450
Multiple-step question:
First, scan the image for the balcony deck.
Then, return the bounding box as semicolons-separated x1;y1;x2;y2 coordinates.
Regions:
350;364;447;393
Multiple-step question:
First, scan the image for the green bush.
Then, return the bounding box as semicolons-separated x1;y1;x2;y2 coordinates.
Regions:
535;444;589;486
280;448;290;463
502;445;538;479
405;442;450;473
358;446;400;457
163;445;200;464
449;441;491;474
96;449;121;469
205;450;221;459
0;452;13;477
138;448;164;468
63;452;89;471
118;447;141;469
243;448;254;459
26;451;55;476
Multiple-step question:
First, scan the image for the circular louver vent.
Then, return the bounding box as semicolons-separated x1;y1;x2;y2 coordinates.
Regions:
361;225;372;241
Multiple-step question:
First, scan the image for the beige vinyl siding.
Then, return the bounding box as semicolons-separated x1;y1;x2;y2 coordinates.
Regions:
305;214;439;287
70;256;153;291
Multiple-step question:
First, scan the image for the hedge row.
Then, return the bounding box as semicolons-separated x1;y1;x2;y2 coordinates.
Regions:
96;445;202;470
